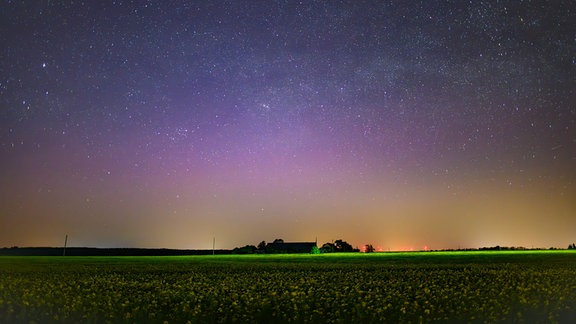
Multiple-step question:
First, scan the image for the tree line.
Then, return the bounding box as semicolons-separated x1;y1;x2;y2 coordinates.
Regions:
232;238;361;254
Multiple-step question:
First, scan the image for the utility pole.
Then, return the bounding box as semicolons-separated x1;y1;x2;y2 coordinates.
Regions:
212;237;215;255
63;234;68;256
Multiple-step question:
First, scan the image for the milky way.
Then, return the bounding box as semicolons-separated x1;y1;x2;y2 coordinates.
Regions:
1;1;574;250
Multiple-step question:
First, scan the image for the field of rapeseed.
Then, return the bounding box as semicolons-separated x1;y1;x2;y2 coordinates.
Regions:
1;251;575;323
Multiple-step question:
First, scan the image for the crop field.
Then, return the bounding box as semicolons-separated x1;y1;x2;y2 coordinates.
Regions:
1;251;576;323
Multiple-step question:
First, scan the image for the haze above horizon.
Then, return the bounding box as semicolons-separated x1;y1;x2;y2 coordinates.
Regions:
1;1;574;250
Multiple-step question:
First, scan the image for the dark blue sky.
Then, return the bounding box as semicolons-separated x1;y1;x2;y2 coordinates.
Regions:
1;1;574;250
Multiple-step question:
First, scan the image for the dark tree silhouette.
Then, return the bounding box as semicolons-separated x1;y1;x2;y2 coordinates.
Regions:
257;241;266;251
320;243;335;253
334;239;356;252
272;238;284;244
320;239;359;253
364;244;375;253
232;245;256;254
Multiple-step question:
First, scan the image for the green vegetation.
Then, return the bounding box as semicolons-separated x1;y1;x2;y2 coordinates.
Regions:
1;251;575;323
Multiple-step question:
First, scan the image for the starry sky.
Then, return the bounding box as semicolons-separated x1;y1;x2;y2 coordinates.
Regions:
1;1;575;250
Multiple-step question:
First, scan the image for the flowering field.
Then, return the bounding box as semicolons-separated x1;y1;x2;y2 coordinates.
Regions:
1;251;575;323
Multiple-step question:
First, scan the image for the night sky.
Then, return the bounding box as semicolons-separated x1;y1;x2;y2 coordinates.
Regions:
1;1;574;250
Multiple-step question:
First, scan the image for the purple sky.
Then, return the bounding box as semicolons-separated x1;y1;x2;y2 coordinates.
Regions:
1;1;575;250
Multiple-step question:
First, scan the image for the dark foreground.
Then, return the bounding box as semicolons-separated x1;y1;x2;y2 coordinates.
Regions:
1;251;575;323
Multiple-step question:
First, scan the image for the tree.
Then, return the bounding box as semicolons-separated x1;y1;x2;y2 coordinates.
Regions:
569;243;576;250
232;245;256;254
334;239;356;252
320;242;335;253
273;238;284;244
257;241;266;251
364;244;375;253
310;246;320;254
320;240;359;253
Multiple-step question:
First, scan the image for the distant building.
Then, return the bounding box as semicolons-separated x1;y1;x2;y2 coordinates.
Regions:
265;241;317;254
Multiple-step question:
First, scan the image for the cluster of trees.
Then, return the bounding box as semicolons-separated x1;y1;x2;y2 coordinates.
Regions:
318;239;359;253
569;243;576;250
232;239;360;254
364;244;375;253
231;239;287;254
